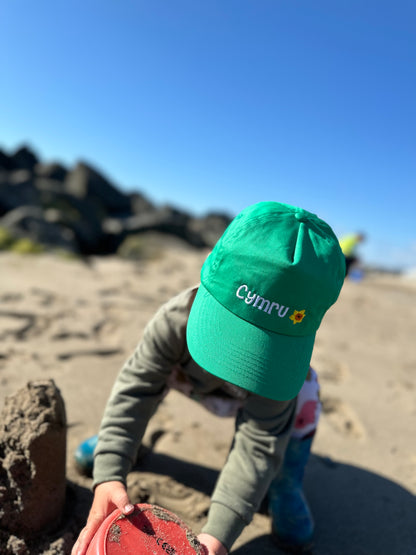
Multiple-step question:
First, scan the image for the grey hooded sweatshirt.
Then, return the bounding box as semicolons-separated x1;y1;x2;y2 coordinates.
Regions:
93;286;296;551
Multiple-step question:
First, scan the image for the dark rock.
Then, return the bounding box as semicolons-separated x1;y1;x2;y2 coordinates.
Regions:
103;206;231;249
34;181;106;254
0;144;233;255
187;212;232;248
35;161;68;181
129;191;156;215
10;146;39;171
0;170;40;215
64;161;132;216
103;205;199;248
0;149;13;170
0;205;78;252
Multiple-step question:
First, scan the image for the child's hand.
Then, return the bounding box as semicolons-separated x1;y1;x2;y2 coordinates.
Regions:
71;481;134;555
197;533;228;555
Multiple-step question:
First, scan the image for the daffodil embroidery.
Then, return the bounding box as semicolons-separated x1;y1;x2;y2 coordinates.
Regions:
290;309;306;324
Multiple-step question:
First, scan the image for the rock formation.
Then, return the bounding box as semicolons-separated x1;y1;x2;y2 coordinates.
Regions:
0;145;232;255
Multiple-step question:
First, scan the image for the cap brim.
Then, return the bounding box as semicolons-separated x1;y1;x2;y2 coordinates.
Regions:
186;284;315;401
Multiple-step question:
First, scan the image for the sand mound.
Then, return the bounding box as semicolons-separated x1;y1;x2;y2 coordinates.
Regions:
0;380;67;550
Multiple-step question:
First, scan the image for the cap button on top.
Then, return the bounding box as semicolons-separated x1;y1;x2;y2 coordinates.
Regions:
295;211;308;222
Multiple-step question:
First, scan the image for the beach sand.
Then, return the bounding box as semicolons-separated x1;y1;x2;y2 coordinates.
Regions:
1;240;415;554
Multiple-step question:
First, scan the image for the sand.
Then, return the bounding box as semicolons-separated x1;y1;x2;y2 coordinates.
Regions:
0;239;415;554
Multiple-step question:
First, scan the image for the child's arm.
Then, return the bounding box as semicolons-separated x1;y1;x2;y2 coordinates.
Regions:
201;394;296;550
73;288;197;553
93;288;195;487
71;481;134;555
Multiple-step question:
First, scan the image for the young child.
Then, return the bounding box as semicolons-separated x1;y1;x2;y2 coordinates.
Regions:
72;202;345;555
339;232;366;276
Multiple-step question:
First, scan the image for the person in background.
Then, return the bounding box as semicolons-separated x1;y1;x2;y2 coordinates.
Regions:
339;232;366;276
72;202;346;555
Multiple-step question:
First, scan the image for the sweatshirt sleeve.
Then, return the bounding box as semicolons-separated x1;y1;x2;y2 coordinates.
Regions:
93;288;196;487
201;394;296;550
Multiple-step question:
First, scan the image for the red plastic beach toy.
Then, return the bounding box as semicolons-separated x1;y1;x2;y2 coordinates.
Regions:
86;503;207;555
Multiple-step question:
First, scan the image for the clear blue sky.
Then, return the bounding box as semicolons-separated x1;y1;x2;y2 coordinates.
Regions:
1;1;415;270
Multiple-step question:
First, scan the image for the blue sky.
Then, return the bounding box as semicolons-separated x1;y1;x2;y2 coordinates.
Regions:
1;1;415;270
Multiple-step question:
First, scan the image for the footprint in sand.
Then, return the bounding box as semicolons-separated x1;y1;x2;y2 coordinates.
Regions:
0;310;39;340
127;473;210;523
56;348;123;360
321;396;365;439
313;355;350;384
30;287;56;306
0;293;23;303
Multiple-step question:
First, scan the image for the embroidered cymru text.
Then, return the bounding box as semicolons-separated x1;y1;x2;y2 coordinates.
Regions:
236;284;289;317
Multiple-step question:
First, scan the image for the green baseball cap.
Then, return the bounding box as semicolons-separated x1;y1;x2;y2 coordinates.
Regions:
186;201;346;401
